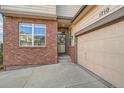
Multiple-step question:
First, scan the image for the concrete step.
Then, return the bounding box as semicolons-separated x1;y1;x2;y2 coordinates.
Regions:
58;55;72;63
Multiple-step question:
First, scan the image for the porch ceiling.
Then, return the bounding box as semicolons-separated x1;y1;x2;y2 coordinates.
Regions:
58;19;71;28
57;5;85;28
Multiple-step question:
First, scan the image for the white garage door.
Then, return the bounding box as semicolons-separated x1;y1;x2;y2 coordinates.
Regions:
77;20;124;87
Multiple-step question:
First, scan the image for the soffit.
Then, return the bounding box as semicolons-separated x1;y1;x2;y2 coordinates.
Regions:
57;5;84;28
0;5;57;20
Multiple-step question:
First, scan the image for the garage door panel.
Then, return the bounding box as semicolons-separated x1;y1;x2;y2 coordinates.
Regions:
77;20;124;87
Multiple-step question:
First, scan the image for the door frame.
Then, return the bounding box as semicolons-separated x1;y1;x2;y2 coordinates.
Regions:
57;32;66;54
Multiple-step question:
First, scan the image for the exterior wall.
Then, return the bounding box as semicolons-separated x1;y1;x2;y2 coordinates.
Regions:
3;16;58;69
71;5;124;87
71;5;123;46
0;5;56;17
77;20;124;87
0;5;83;19
56;5;82;17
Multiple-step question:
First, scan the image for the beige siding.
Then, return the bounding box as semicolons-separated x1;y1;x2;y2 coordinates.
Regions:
71;5;123;46
0;5;82;18
56;5;82;17
77;20;124;87
0;5;56;17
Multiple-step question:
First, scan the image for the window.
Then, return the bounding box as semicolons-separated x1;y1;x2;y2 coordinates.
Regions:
19;23;46;47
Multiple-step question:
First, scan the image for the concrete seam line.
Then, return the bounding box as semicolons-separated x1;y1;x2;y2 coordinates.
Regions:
23;69;35;88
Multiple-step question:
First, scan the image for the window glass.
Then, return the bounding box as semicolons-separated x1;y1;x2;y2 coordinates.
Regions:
20;23;32;35
34;35;45;46
34;28;46;35
34;24;46;35
20;35;32;46
19;23;46;47
34;24;46;28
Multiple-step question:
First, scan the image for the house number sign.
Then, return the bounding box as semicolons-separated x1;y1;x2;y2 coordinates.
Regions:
99;7;110;17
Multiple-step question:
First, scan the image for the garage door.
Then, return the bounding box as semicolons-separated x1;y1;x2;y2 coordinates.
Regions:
77;20;124;87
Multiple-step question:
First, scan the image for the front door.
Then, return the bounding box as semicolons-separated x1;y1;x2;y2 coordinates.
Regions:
57;32;66;54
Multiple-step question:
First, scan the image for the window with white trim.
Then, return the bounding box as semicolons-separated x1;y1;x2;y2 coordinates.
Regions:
19;23;46;47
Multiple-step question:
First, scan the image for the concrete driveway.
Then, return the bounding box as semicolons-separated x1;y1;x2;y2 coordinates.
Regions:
0;56;111;88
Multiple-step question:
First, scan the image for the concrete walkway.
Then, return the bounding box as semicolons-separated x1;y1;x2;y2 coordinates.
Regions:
0;55;109;88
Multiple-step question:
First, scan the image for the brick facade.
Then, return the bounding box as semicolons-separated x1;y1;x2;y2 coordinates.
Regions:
3;16;58;69
68;46;76;63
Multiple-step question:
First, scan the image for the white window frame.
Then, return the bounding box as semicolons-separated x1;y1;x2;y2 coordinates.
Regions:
19;23;46;47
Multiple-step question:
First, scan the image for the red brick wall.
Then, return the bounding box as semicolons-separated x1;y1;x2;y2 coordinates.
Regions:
3;16;58;69
68;46;76;63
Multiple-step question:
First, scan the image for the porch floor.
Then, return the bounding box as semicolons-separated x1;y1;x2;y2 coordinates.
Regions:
0;55;111;88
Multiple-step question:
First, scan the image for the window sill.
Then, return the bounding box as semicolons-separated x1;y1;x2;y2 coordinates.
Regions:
19;46;47;48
